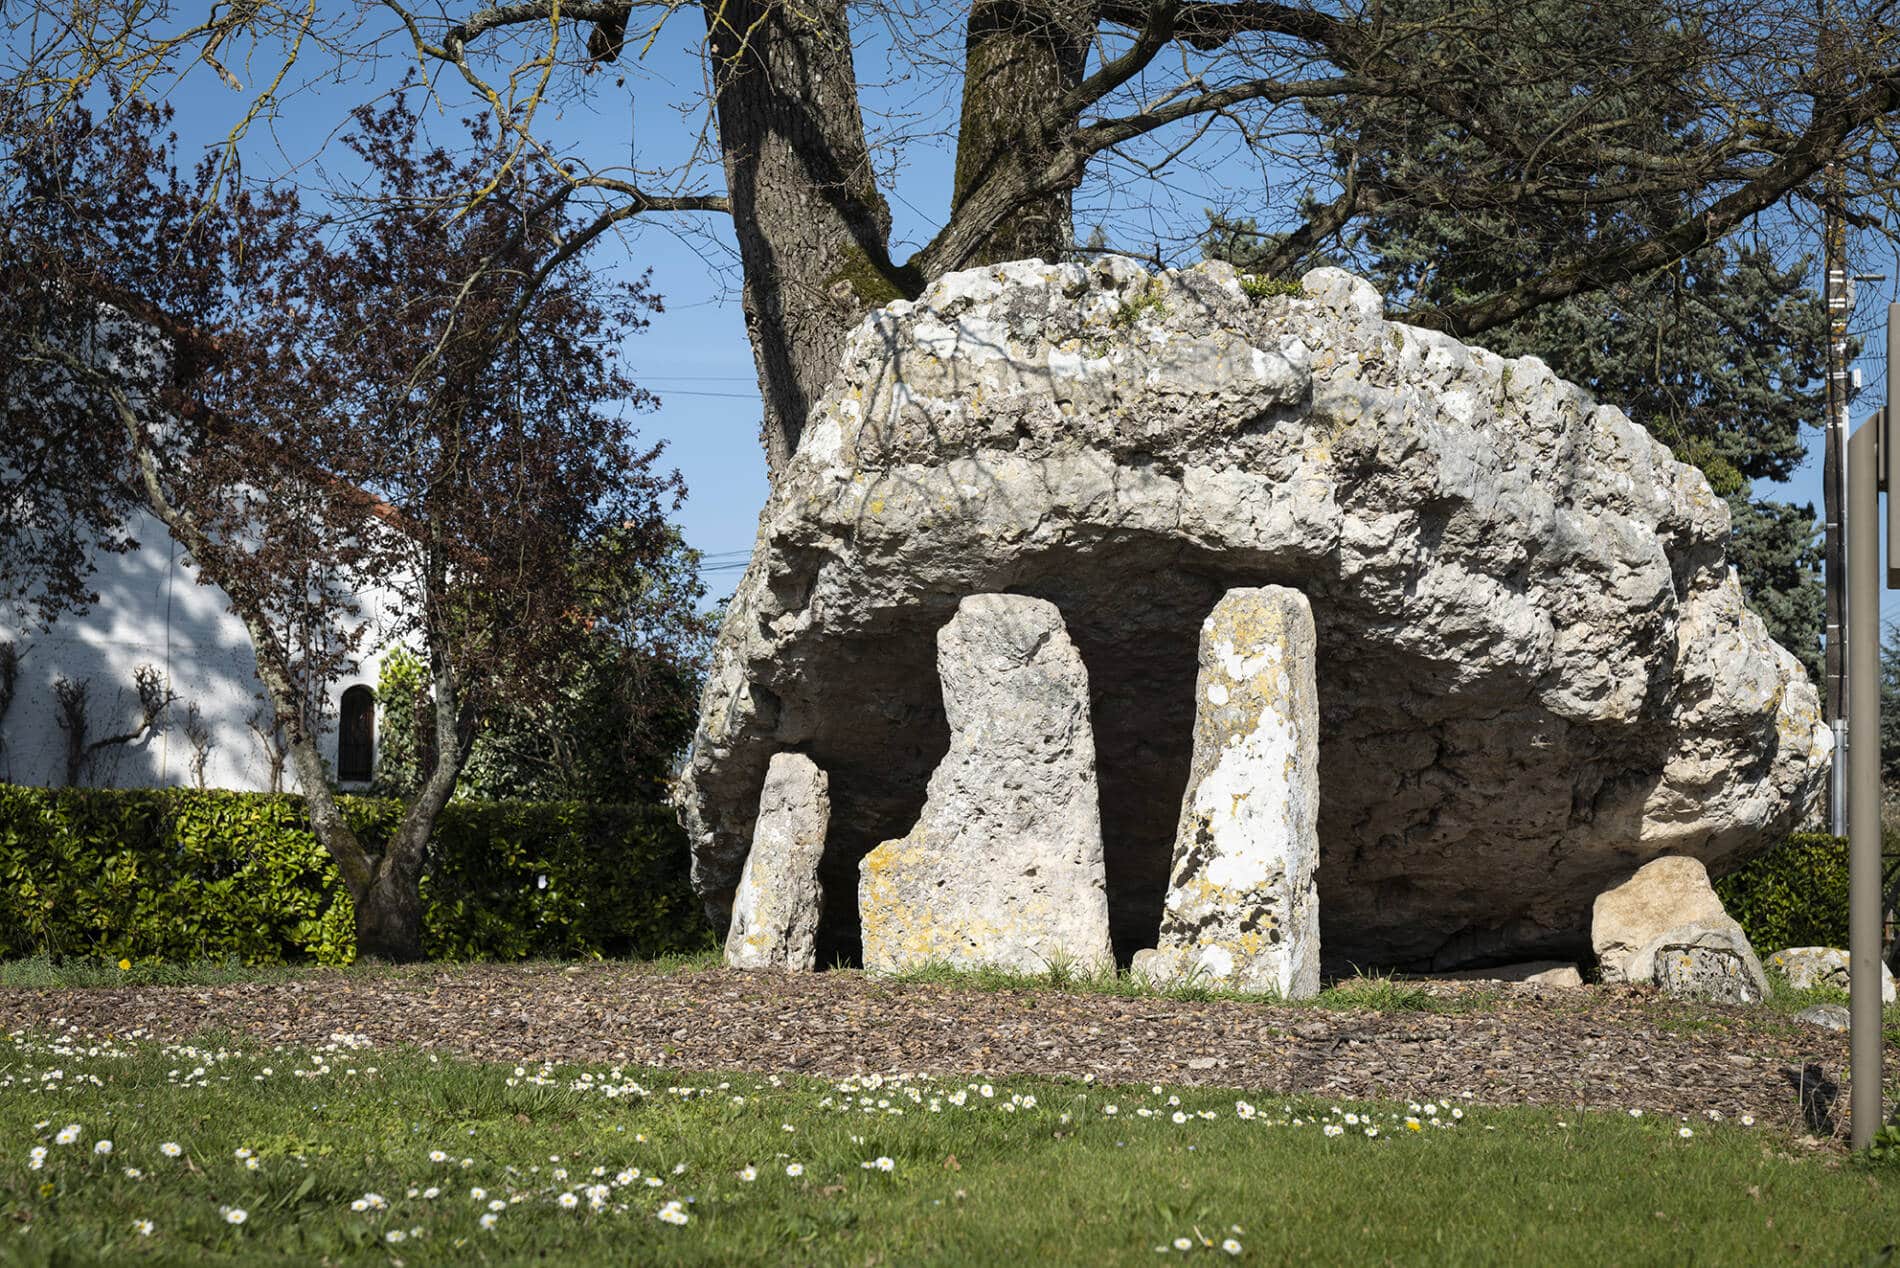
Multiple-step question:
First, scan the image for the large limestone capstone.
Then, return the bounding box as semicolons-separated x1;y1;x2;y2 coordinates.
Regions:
1592;855;1769;1003
678;257;1830;971
1133;586;1321;998
857;594;1114;974
724;752;831;971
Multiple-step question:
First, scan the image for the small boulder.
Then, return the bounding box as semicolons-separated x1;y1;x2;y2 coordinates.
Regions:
1592;856;1768;1003
858;594;1114;974
724;753;831;971
1638;926;1769;1005
1795;1004;1851;1032
1134;587;1321;999
1766;947;1897;1004
1437;960;1583;988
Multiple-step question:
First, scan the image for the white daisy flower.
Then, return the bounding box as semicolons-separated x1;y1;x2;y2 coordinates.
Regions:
480;1213;498;1230
557;1192;579;1210
55;1125;80;1146
786;1163;804;1177
160;1142;182;1158
132;1219;154;1236
93;1140;113;1156
222;1207;247;1226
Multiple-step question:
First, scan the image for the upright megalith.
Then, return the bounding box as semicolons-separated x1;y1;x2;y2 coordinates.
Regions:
1133;587;1321;998
724;753;831;971
858;594;1114;974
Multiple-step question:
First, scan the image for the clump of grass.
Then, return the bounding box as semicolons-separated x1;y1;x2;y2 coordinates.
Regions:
1314;971;1450;1014
1239;273;1304;300
1112;279;1167;328
0;956;343;990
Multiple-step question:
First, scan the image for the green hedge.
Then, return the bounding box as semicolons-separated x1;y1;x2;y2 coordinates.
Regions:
0;786;711;965
1713;833;1852;953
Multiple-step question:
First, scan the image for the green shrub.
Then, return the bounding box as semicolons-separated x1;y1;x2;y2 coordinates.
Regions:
1713;833;1852;952
0;785;710;965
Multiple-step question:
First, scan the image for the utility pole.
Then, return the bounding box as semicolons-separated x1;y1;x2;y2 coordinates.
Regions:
1844;300;1896;1150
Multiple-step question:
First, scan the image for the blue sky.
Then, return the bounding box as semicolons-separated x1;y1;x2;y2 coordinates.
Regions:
132;14;1900;615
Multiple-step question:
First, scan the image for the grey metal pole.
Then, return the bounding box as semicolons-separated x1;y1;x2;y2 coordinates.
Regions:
1849;408;1884;1150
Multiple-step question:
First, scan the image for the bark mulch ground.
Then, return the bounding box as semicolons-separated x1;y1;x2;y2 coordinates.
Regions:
0;964;1887;1141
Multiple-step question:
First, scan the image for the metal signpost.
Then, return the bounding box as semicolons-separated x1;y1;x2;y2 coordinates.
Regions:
1846;301;1898;1150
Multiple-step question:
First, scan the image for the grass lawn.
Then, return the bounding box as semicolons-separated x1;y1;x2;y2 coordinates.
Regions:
0;1025;1893;1265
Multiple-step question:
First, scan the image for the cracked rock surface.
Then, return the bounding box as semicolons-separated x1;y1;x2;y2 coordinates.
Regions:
679;257;1830;972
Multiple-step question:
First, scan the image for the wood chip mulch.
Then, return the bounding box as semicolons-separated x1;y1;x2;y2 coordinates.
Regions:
1;965;1889;1142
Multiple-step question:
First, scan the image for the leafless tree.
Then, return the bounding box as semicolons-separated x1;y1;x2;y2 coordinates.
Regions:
52;663;174;786
182;701;213;791
5;0;1897;481
245;701;291;795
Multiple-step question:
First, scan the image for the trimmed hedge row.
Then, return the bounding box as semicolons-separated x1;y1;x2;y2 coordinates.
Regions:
0;785;712;965
1713;832;1853;953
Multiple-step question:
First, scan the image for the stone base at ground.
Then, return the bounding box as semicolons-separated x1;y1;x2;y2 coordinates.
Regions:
724;753;832;971
1767;947;1897;1003
858;595;1114;974
1134;587;1320;999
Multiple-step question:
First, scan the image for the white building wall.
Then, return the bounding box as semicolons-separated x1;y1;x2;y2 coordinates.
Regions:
1;508;404;793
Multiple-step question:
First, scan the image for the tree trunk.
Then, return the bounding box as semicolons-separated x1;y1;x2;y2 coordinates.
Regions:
702;0;913;478
951;1;1090;267
354;855;426;962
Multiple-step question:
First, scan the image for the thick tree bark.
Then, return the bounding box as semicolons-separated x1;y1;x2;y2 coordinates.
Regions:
355;854;427;962
952;1;1090;266
701;0;913;478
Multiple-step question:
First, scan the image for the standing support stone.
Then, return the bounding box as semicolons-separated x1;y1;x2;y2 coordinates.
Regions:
859;594;1114;974
724;753;831;971
1134;586;1321;999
